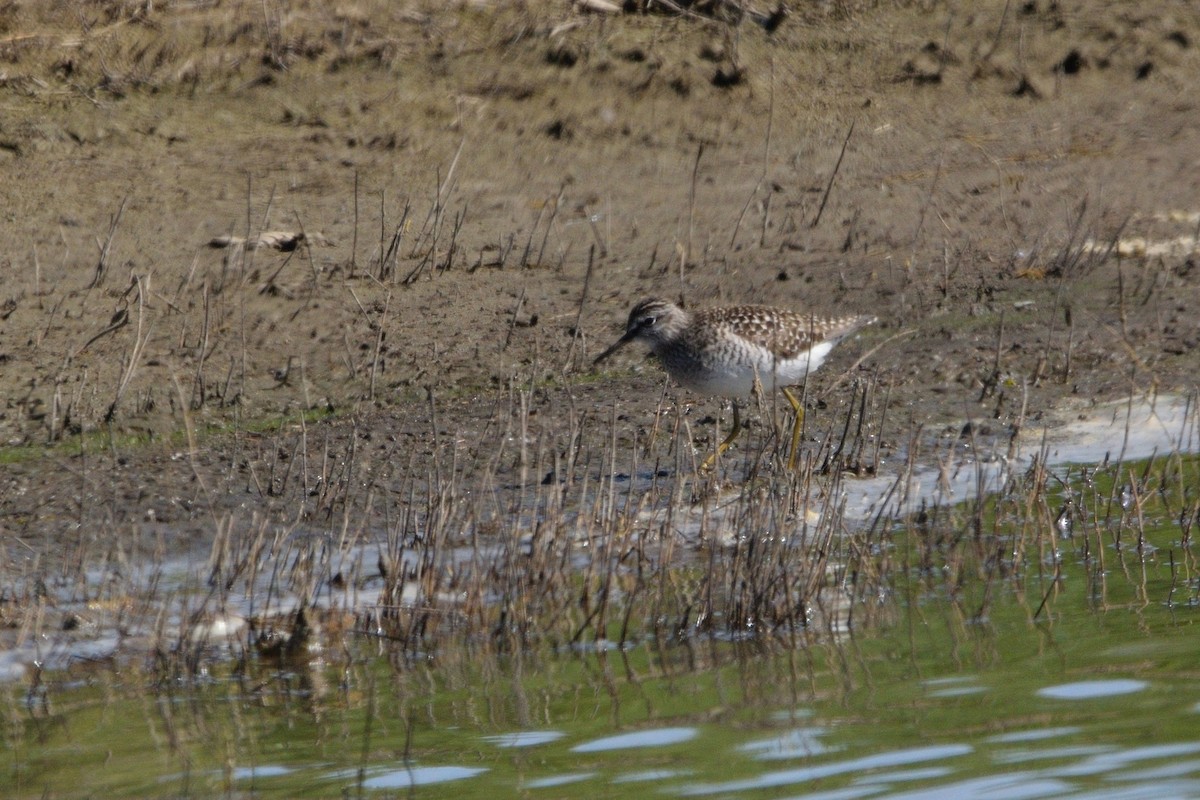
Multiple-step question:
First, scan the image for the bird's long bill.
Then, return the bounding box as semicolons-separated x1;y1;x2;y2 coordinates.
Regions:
593;331;635;365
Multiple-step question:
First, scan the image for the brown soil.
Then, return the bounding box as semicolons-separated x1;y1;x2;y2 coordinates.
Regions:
1;1;1198;564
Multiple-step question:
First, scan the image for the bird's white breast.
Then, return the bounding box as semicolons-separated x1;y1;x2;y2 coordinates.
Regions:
668;340;835;398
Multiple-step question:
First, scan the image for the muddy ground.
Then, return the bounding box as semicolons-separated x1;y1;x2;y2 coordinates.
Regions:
1;1;1199;571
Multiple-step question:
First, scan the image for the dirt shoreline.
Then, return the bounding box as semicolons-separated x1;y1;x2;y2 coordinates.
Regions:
1;1;1198;565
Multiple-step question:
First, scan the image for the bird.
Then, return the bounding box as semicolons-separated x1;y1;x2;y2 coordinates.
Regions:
594;298;875;469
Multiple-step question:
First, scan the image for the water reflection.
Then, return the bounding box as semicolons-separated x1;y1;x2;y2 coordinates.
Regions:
1049;743;1200;777
6;607;1200;799
572;727;698;752
5;448;1199;799
985;726;1082;743
521;772;596;788
855;766;955;784
611;769;690;783
740;727;836;759
924;677;986;698
483;730;565;748
358;765;487;789
991;745;1115;765
231;765;293;780
1037;679;1148;700
880;773;1073;799
678;745;975;795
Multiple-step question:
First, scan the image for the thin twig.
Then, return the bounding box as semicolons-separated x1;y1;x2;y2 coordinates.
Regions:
564;245;595;369
685;143;704;270
89;194;128;289
351;169;359;274
503;286;526;353
105;273;153;422
811;121;854;228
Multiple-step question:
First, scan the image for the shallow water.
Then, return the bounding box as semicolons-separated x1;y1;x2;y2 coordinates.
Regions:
5;541;1198;799
3;396;1198;798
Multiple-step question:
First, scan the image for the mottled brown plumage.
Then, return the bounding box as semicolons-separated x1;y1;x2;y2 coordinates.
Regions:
595;298;875;468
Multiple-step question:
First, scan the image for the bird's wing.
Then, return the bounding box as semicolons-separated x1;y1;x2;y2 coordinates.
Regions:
698;306;873;360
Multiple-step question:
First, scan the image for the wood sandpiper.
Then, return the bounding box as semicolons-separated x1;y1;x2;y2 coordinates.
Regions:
594;298;876;469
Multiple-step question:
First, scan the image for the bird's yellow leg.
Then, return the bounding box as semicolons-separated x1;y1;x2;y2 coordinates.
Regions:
700;402;742;472
782;387;804;470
